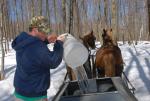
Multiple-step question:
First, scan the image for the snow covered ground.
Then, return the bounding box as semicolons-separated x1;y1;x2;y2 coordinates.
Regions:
0;41;150;101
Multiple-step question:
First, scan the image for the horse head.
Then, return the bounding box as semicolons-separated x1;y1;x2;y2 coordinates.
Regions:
102;29;114;46
80;30;96;50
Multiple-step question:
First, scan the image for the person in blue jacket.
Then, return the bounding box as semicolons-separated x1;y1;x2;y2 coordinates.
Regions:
12;16;65;101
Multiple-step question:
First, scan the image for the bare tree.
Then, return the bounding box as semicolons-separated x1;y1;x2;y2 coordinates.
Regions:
53;0;59;33
46;0;51;29
73;0;80;38
62;0;66;32
0;29;5;80
31;0;35;17
147;0;150;40
103;0;108;28
66;0;74;34
14;0;20;33
38;0;42;15
111;0;117;45
0;1;5;80
0;0;149;54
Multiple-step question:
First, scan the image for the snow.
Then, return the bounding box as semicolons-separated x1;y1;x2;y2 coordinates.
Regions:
119;42;150;101
0;41;150;101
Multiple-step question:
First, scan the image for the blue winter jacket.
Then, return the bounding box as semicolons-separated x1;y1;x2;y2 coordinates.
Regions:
12;32;63;97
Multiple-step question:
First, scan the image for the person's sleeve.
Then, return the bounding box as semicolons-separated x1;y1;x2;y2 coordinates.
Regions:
41;40;64;69
44;39;49;44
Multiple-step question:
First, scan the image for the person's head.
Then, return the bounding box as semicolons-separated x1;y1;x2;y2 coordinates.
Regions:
29;16;51;41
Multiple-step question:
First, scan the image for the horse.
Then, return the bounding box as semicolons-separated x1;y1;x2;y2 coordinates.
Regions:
67;30;96;81
80;30;96;79
93;29;124;78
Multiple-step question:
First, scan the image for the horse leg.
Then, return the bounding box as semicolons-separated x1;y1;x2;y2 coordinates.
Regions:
92;64;105;78
97;67;105;78
66;66;77;81
115;64;124;77
92;63;97;78
83;57;92;79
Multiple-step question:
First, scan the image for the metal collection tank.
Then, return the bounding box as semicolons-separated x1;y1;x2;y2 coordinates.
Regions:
52;77;137;101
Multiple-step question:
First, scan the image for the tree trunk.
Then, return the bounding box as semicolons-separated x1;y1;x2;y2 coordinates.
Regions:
62;0;66;32
21;0;25;31
31;0;35;17
15;0;20;33
38;0;42;15
0;31;5;80
73;0;80;38
53;0;59;33
104;0;108;28
147;0;150;40
0;1;5;80
0;0;8;54
66;0;73;34
46;0;51;30
111;0;118;45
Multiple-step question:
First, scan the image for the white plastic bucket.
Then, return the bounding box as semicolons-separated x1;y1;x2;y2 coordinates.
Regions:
63;33;89;69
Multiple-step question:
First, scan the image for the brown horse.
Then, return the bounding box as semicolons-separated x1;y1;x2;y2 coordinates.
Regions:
93;29;123;78
81;30;96;79
67;30;96;80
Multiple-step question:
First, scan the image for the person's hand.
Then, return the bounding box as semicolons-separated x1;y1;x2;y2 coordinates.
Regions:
57;34;67;42
47;33;57;43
